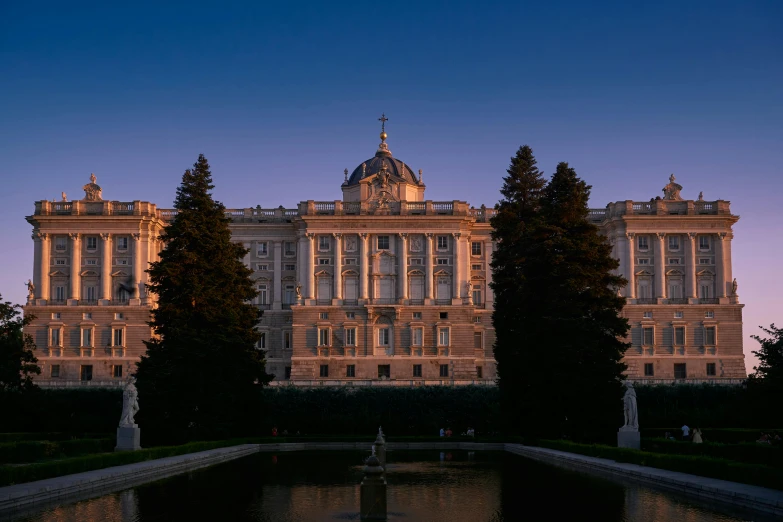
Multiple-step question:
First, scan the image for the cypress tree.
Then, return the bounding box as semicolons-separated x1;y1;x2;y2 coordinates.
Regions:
135;155;270;442
490;145;547;432
529;162;629;441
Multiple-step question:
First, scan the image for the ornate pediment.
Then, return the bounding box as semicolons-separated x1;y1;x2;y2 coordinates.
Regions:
433;269;451;276
407;269;425;276
666;269;684;276
314;269;330;277
80;270;99;277
111;270;129;277
49;270;67;277
341;269;359;276
696;269;715;277
635;269;653;277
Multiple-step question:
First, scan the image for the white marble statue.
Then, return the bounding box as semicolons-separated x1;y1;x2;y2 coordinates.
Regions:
621;381;638;431
119;376;140;428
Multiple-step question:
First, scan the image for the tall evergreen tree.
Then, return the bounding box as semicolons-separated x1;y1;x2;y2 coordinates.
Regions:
490;145;547;432
135;155;270;442
0;294;40;393
528;162;629;440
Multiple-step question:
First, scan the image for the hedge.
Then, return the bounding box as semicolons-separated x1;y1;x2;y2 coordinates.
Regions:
0;432;109;443
642;428;783;444
640;438;783;468
535;439;783;491
0;438;115;465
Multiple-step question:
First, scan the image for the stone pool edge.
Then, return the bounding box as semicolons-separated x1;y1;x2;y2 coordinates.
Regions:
0;441;781;518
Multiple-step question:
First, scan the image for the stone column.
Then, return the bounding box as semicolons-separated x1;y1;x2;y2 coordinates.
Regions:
297;234;307;293
273;240;282;309
32;232;42;301
333;234;342;301
398;233;408;302
69;233;81;300
484;240;494;307
452;233;461;299
655;233;666;299
360;233;369;300
306;234;315;300
425;233;434;300
101;233;112;301
716;233;727;298
724;234;733;294
132;233;142;300
625;233;635;299
36;232;50;300
686;233;697;299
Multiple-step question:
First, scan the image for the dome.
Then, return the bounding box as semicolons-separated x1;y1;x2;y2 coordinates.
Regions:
346;151;419;186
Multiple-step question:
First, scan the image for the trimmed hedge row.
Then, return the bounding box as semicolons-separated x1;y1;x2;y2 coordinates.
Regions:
0;438;260;487
0;433;109;443
642;428;783;444
535;439;783;491
0;438;115;464
640;438;783;468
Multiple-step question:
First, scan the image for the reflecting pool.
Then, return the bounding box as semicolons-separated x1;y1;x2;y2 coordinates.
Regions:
8;451;770;521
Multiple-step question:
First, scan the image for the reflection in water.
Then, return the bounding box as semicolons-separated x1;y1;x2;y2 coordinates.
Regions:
10;451;769;522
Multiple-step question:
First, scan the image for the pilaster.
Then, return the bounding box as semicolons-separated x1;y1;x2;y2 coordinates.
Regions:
333;233;343;303
101;233;112;302
655;232;666;300
398;233;408;302
273;240;283;309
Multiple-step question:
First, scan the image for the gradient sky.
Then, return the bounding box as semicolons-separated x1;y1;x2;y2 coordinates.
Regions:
1;1;780;372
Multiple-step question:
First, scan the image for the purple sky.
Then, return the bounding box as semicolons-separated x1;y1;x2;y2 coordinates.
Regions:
1;1;781;372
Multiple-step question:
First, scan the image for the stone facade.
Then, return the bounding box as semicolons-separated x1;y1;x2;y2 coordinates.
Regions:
23;136;745;385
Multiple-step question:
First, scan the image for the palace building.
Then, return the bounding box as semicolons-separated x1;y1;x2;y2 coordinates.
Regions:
23;123;746;385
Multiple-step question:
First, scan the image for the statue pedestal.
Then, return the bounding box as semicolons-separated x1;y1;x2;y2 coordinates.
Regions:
617;429;640;450
116;426;141;451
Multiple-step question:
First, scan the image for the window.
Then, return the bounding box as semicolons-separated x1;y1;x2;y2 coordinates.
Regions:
55;237;66;251
377;235;390;250
412;327;423;346
318;328;330;346
55;286;66;301
410;258;422;265
116;259;128;266
674;311;683;319
700;284;711;299
283;331;291;349
83;312;92;320
284;366;292;379
476;366;483;378
638;236;649;251
705;311;714;319
319;258;330;265
705;326;716;345
674;363;687;379
51;312;61;319
439;364;449;377
345;328;356;346
345;258;357;265
86;237;97;250
86;287;97;301
471;242;482;256
439;312;448;320
113;365;123;378
437;236;448;250
638;258;650;265
472;289;482;305
50;365;60;378
437;258;449;265
473;316;481;323
113;329;124;347
55;258;66;265
346;312;355;319
674;326;685;345
319;236;330;251
319;364;329;378
643;311;653;319
284;242;295;256
438;328;450;346
256;242;268;256
473;331;483;349
257;284;268;304
284;264;296;271
81;328;92;347
642;327;653;346
413;312;422;320
378;328;390;346
668;258;681;265
699;236;710;251
699;258;710;265
346;365;355;378
413;364;422;377
284;285;295;304
80;365;93;381
117;237;128;250
319;312;329;320
378;365;391;379
706;363;716;376
115;313;124;320
116;287;128;303
644;363;654;376
50;328;61;347
258;332;266;349
257;263;269;271
668;236;680;251
471;264;482;270
86;259;97;265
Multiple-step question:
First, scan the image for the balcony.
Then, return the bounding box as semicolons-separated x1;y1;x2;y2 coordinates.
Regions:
78;300;99;306
370;298;397;305
699;298;720;304
636;298;657;305
408;299;424;306
343;299;358;306
316;299;331;306
435;299;452;305
109;300;129;306
666;298;688;305
255;304;271;310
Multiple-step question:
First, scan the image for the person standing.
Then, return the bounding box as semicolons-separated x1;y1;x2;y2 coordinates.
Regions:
681;424;690;441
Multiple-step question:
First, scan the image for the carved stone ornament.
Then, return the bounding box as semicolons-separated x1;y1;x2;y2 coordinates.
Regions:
410;236;422;252
82;173;103;201
662;174;683;201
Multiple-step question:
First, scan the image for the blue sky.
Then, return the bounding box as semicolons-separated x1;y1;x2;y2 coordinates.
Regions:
1;1;781;369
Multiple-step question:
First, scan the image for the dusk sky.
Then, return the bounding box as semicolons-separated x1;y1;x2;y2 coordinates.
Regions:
1;1;780;371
